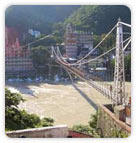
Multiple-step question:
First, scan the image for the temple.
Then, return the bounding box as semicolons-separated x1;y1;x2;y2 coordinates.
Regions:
5;27;33;78
65;24;94;59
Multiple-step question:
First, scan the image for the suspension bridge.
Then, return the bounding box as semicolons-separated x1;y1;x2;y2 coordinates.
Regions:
6;18;131;108
5;18;131;137
51;18;131;106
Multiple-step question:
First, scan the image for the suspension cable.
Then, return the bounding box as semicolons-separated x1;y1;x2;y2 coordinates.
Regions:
123;38;131;51
123;36;131;44
119;22;131;28
61;21;131;66
74;47;115;65
57;46;63;58
67;23;117;66
57;36;131;66
19;33;55;48
64;68;74;84
65;37;131;65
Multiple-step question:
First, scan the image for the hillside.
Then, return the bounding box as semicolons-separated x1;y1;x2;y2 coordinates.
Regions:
64;5;131;34
5;5;80;34
5;5;131;35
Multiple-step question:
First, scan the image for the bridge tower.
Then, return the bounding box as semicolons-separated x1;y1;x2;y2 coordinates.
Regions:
114;18;125;105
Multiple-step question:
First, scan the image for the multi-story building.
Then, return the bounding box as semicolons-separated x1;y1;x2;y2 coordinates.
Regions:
78;31;93;57
5;27;33;77
64;24;107;75
65;24;78;59
65;24;94;59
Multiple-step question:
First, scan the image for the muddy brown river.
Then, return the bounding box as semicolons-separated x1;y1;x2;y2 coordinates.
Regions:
6;81;130;127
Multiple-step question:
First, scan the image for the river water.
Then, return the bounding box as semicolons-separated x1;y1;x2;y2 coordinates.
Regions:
6;81;117;127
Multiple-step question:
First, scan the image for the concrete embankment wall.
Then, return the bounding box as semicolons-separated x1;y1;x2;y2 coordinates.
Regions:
6;125;92;138
97;105;131;137
6;125;68;138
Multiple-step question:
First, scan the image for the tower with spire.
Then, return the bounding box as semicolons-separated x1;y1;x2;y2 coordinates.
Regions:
65;23;93;59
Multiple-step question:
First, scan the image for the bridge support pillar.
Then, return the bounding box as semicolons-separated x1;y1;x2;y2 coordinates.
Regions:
114;105;125;122
113;18;125;105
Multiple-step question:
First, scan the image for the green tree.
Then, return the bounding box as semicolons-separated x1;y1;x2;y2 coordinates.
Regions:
65;5;131;34
110;54;131;81
124;54;131;81
5;5;79;34
31;35;57;47
71;112;100;137
30;46;51;67
41;117;54;127
88;112;98;129
5;88;25;108
72;124;93;135
5;88;54;131
30;45;61;77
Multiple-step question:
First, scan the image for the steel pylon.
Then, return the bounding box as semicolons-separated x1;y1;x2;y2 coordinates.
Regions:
113;18;125;105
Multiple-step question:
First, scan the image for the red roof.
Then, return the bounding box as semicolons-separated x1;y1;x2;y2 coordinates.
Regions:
6;27;19;45
68;130;92;138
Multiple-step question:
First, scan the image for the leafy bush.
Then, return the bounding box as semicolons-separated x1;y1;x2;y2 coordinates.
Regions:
88;112;98;129
111;129;129;138
71;112;100;137
5;88;25;108
5;88;54;131
72;124;92;134
41;117;54;127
